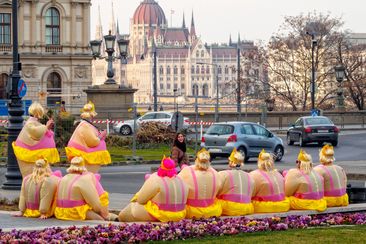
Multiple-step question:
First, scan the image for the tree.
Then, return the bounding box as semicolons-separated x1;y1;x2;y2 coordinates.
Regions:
263;12;343;111
338;34;366;110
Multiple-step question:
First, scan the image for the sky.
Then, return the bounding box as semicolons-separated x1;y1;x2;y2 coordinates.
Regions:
90;0;365;44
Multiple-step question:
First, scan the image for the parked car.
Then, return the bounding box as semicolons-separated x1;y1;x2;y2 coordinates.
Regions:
113;111;190;135
286;116;339;147
200;122;284;162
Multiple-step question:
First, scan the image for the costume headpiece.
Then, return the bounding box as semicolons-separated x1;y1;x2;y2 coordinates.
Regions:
297;149;313;174
28;101;45;119
157;155;177;177
257;149;274;171
67;156;87;173
31;157;51;183
228;148;244;168
195;148;211;170
35;157;48;168
319;144;335;165
81;101;97;119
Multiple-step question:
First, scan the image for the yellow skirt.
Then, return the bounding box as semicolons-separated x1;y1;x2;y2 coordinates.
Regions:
23;209;41;218
252;197;290;213
185;199;222;219
65;147;111;165
289;196;327;212
324;194;349;207
218;199;254;216
100;192;109;207
12;142;60;163
54;204;92;221
144;201;186;222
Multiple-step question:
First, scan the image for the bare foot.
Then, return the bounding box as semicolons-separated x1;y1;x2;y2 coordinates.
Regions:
39;214;49;219
12;211;23;217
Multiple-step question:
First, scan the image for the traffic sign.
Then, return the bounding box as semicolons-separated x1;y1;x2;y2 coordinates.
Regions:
17;79;27;98
171;111;184;132
311;109;320;117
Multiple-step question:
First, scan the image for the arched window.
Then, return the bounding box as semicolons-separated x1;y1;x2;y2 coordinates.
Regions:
173;66;178;75
166;66;171;75
201;65;205;74
196;65;199;74
201;50;204;57
191;65;194;74
196;50;199;57
225;65;229;74
47;72;61;107
192;84;198;96
181;66;185;75
45;8;60;45
206;65;210;74
0;73;8;99
159;66;164;75
218;66;222;74
202;84;209;97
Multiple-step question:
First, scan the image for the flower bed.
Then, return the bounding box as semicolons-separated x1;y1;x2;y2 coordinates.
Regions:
1;213;366;243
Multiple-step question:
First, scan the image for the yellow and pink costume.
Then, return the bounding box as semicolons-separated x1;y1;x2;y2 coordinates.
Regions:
178;148;222;219
65;102;111;173
285;150;327;211
249;150;290;213
119;157;188;222
217;148;254;216
18;159;60;218
12;102;59;177
314;145;349;207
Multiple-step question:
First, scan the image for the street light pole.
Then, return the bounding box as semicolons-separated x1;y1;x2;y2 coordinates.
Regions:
153;48;158;111
307;32;317;110
237;47;241;120
2;0;24;190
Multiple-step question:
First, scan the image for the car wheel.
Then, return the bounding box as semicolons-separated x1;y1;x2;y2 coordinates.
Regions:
120;125;132;136
299;135;306;147
237;147;248;162
331;140;338;146
274;145;284;161
286;134;294;145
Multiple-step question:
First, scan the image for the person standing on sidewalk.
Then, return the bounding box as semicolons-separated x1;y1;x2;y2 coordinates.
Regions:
171;133;189;169
12;101;60;177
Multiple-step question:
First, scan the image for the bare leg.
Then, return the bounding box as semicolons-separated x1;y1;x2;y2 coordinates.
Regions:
119;203;135;222
18;160;34;178
119;202;156;222
86;164;101;174
85;210;104;221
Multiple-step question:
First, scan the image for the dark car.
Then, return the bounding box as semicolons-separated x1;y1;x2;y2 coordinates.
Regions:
287;116;339;147
201;122;284;162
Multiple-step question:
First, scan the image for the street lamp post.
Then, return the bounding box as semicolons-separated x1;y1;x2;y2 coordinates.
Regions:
89;31;129;85
237;47;241;120
197;62;219;122
153;48;158;111
2;0;24;190
334;64;346;111
306;31;318;110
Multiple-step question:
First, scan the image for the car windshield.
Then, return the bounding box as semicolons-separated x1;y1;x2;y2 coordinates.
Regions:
304;117;332;125
206;124;234;135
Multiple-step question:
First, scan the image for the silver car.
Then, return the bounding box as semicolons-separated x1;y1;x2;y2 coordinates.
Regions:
201;122;284;161
113;111;190;135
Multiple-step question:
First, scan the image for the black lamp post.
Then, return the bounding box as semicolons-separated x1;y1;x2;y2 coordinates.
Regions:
89;31;129;85
2;0;24;190
334;64;346;111
306;30;318;110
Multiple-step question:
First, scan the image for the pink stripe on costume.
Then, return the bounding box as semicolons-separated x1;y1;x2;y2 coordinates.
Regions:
210;168;216;199
188;166;199;200
15;129;56;150
26;202;39;210
187;198;214;207
319;165;335;191
258;170;275;195
67;175;82;200
176;176;186;203
218;193;251;203
67;140;107;153
294;191;324;200
154;202;186;212
325;188;346;197
252;193;285;202
227;171;235;193
57;199;86;208
161;178;170;205
247;174;251;196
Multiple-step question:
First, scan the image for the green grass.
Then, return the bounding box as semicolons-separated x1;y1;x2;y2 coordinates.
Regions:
164;225;366;243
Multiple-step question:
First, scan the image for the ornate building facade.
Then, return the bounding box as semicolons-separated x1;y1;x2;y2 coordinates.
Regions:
0;0;92;113
93;0;266;107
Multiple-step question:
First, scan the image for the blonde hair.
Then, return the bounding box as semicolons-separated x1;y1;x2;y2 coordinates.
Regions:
297;149;313;174
67;157;87;174
80;101;97;119
257;149;274;172
319;144;335;165
28;102;45;119
30;158;51;184
228;152;244;168
195;148;211;170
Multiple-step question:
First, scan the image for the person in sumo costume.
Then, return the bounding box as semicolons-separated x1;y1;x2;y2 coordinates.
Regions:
15;158;60;218
249;149;290;213
217;148;255;216
65;101;111;173
284;149;327;211
314;144;348;207
178;148;222;219
12;101;60;177
119;156;188;222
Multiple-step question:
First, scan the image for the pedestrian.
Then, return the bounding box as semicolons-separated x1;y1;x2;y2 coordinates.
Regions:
12;101;60;177
171;133;189;169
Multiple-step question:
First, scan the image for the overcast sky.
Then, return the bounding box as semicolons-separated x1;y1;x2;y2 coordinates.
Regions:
90;0;364;44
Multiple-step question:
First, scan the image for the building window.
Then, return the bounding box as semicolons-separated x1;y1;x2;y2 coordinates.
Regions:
218;66;222;74
45;8;60;45
47;72;61;107
167;83;171;89
173;65;178;75
166;66;171;75
174;83;178;89
206;65;210;74
191;65;194;74
201;50;204;57
225;65;229;74
181;66;185;75
159;66;164;74
0;13;11;44
201;65;205;74
0;73;8;99
196;65;199;74
181;83;185;89
202;83;208;97
196;50;199;57
192;84;198;96
160;83;164;89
